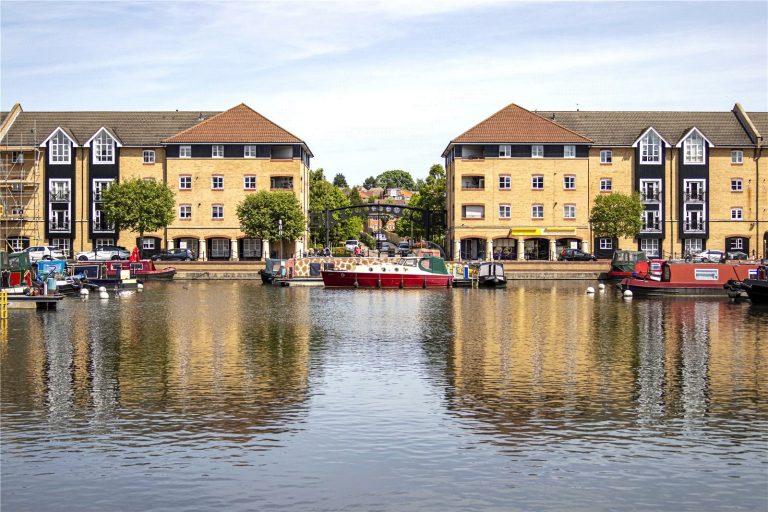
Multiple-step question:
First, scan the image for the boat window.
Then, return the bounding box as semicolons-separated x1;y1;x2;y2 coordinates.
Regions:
130;263;142;271
418;258;432;271
401;258;417;267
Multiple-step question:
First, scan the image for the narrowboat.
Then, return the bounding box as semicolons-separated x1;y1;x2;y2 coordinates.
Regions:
36;259;83;295
606;250;649;279
107;260;176;281
727;264;768;304
477;262;506;288
260;258;281;284
321;256;453;289
1;251;33;289
71;262;138;289
620;261;759;297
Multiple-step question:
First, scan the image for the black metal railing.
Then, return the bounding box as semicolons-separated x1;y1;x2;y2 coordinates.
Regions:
683;191;706;202
684;221;705;232
50;191;71;202
49;221;70;231
641;192;660;202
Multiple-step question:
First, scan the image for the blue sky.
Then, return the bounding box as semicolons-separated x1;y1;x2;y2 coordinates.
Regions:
2;0;766;185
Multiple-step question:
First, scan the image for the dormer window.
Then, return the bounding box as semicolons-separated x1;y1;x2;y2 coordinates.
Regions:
93;130;115;164
639;131;661;164
683;132;704;164
49;130;71;164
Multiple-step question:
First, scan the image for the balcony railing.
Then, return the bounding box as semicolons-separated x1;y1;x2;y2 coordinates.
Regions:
641;222;661;232
93;221;115;232
641;191;660;202
50;191;71;202
683;191;706;202
684;221;705;232
49;221;70;231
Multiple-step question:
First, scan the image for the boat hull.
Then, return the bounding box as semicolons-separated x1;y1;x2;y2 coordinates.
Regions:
478;276;507;288
741;280;768;304
620;262;759;297
321;270;452;289
135;269;176;281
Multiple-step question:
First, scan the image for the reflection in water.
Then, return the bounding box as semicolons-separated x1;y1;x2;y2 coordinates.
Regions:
1;282;767;512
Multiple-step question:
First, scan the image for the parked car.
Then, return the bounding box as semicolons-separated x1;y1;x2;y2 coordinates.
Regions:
726;251;749;260
377;241;397;256
558;248;597;261
345;239;360;253
691;249;725;263
23;245;66;262
151;248;196;261
75;245;131;261
398;241;411;256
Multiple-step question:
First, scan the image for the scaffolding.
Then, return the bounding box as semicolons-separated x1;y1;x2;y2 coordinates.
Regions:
1;124;42;252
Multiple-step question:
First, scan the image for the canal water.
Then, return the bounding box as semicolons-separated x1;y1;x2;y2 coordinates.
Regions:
1;282;766;511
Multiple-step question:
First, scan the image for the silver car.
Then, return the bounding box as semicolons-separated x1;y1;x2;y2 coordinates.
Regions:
75;245;131;261
23;245;67;262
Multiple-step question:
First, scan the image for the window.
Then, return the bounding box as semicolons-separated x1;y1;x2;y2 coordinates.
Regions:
640;238;659;258
461;205;484;219
731;208;743;220
244;145;257;158
142;238;156;250
683;179;706;202
210;239;230;258
179;176;192;189
683;132;704;164
499;204;511;219
531;175;544;189
179;204;191;219
143;150;155;164
180;146;192;158
49;130;71;164
212;176;224;190
212;145;224;158
270;176;293;189
51;238;70;258
684;238;703;254
242;238;262;259
640;179;661;202
564;145;576;158
212;204;224;219
93;130;115;164
731;150;743;164
600;150;612;164
499;145;511;158
731;178;743;192
563;204;576;219
244;176;257;189
599;238;613;250
600;178;612;191
7;237;27;252
499;175;511;190
11;151;23;164
93;179;113;202
95;238;114;248
640;131;661;164
531;204;544;219
49;179;71;202
461;176;484;189
642;210;660;231
563;175;575;190
10;206;23;216
531;145;544;158
731;238;743;250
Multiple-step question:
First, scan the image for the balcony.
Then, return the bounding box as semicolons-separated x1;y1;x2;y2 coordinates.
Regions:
50;190;71;202
461;177;485;190
93;220;114;232
684;221;705;232
641;191;660;202
49;221;70;232
641;222;661;232
270;177;294;190
683;191;706;203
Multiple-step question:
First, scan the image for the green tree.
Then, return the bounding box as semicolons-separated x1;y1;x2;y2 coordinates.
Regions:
396;164;446;243
100;178;175;254
309;174;362;246
363;176;377;189
589;192;644;242
332;173;348;188
347;186;363;205
237;191;305;243
375;169;415;190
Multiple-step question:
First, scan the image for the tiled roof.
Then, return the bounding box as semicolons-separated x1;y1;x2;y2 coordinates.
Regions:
746;112;768;141
535;111;757;147
449;103;594;145
1;110;218;147
163;103;304;144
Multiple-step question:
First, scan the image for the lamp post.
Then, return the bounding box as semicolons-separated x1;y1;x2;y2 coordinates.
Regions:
278;218;283;263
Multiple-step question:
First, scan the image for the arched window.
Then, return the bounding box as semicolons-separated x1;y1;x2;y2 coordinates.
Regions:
93;130;115;164
640;131;661;164
684;132;704;164
49;130;71;164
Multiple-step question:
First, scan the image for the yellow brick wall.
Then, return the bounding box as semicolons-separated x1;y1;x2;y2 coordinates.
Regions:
0;148;45;247
707;148;758;254
114;147;166;249
588;147;635;250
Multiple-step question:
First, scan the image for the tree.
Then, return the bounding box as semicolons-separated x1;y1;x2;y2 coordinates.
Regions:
396;164;446;243
375;169;415;190
332;173;348;188
309;174;362;246
100;178;175;255
347;186;363;205
363;176;377;189
589;192;644;241
237;191;305;244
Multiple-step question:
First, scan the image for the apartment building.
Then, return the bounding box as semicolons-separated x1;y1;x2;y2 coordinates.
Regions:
0;103;312;260
443;103;766;261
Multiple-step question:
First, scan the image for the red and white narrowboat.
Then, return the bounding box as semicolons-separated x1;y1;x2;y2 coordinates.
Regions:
321;256;453;289
620;261;759;296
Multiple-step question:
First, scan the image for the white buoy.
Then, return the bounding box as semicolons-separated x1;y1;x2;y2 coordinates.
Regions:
623;290;633;298
99;291;109;299
598;283;606;290
586;286;595;294
80;288;89;296
98;286;107;293
137;283;144;290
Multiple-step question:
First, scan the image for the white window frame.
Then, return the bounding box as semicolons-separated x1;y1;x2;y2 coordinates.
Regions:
600;178;612;191
11;151;24;164
93;130;115;164
244;176;257;190
731;238;743;250
683;132;705;165
563;204;576;219
10;206;24;216
640;131;661;164
461;205;485;219
49;130;71;164
600;150;612;164
499;175;511;190
599;238;613;250
531;175;544;190
731;150;743;164
179;204;192;219
142;238;156;250
731;208;743;220
179;175;192;190
531;204;544;219
640;179;662;202
212;145;224;158
499;204;511;219
563;175;576;190
212;175;224;190
210;238;230;258
731;178;743;192
684;238;704;255
49;178;71;202
143;150;156;164
640;238;659;258
50;238;71;258
180;145;192;158
7;237;27;252
531;145;544;158
564;145;576;158
93;178;114;202
499;145;511;158
211;204;224;219
95;238;114;248
244;145;257;158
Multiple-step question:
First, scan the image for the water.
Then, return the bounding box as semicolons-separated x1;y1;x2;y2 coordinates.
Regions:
2;281;767;511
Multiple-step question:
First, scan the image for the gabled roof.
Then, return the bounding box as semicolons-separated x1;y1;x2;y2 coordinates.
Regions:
675;127;714;148
163;103;305;146
83;126;123;147
39;126;80;147
632;127;670;147
536;110;757;147
444;103;593;154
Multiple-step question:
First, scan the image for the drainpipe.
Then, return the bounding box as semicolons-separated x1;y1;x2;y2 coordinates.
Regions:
668;145;674;259
80;147;85;252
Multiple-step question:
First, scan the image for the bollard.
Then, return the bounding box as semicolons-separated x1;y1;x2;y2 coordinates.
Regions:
0;290;7;319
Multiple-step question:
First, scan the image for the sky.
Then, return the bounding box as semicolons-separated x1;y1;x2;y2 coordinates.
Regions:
1;0;767;185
